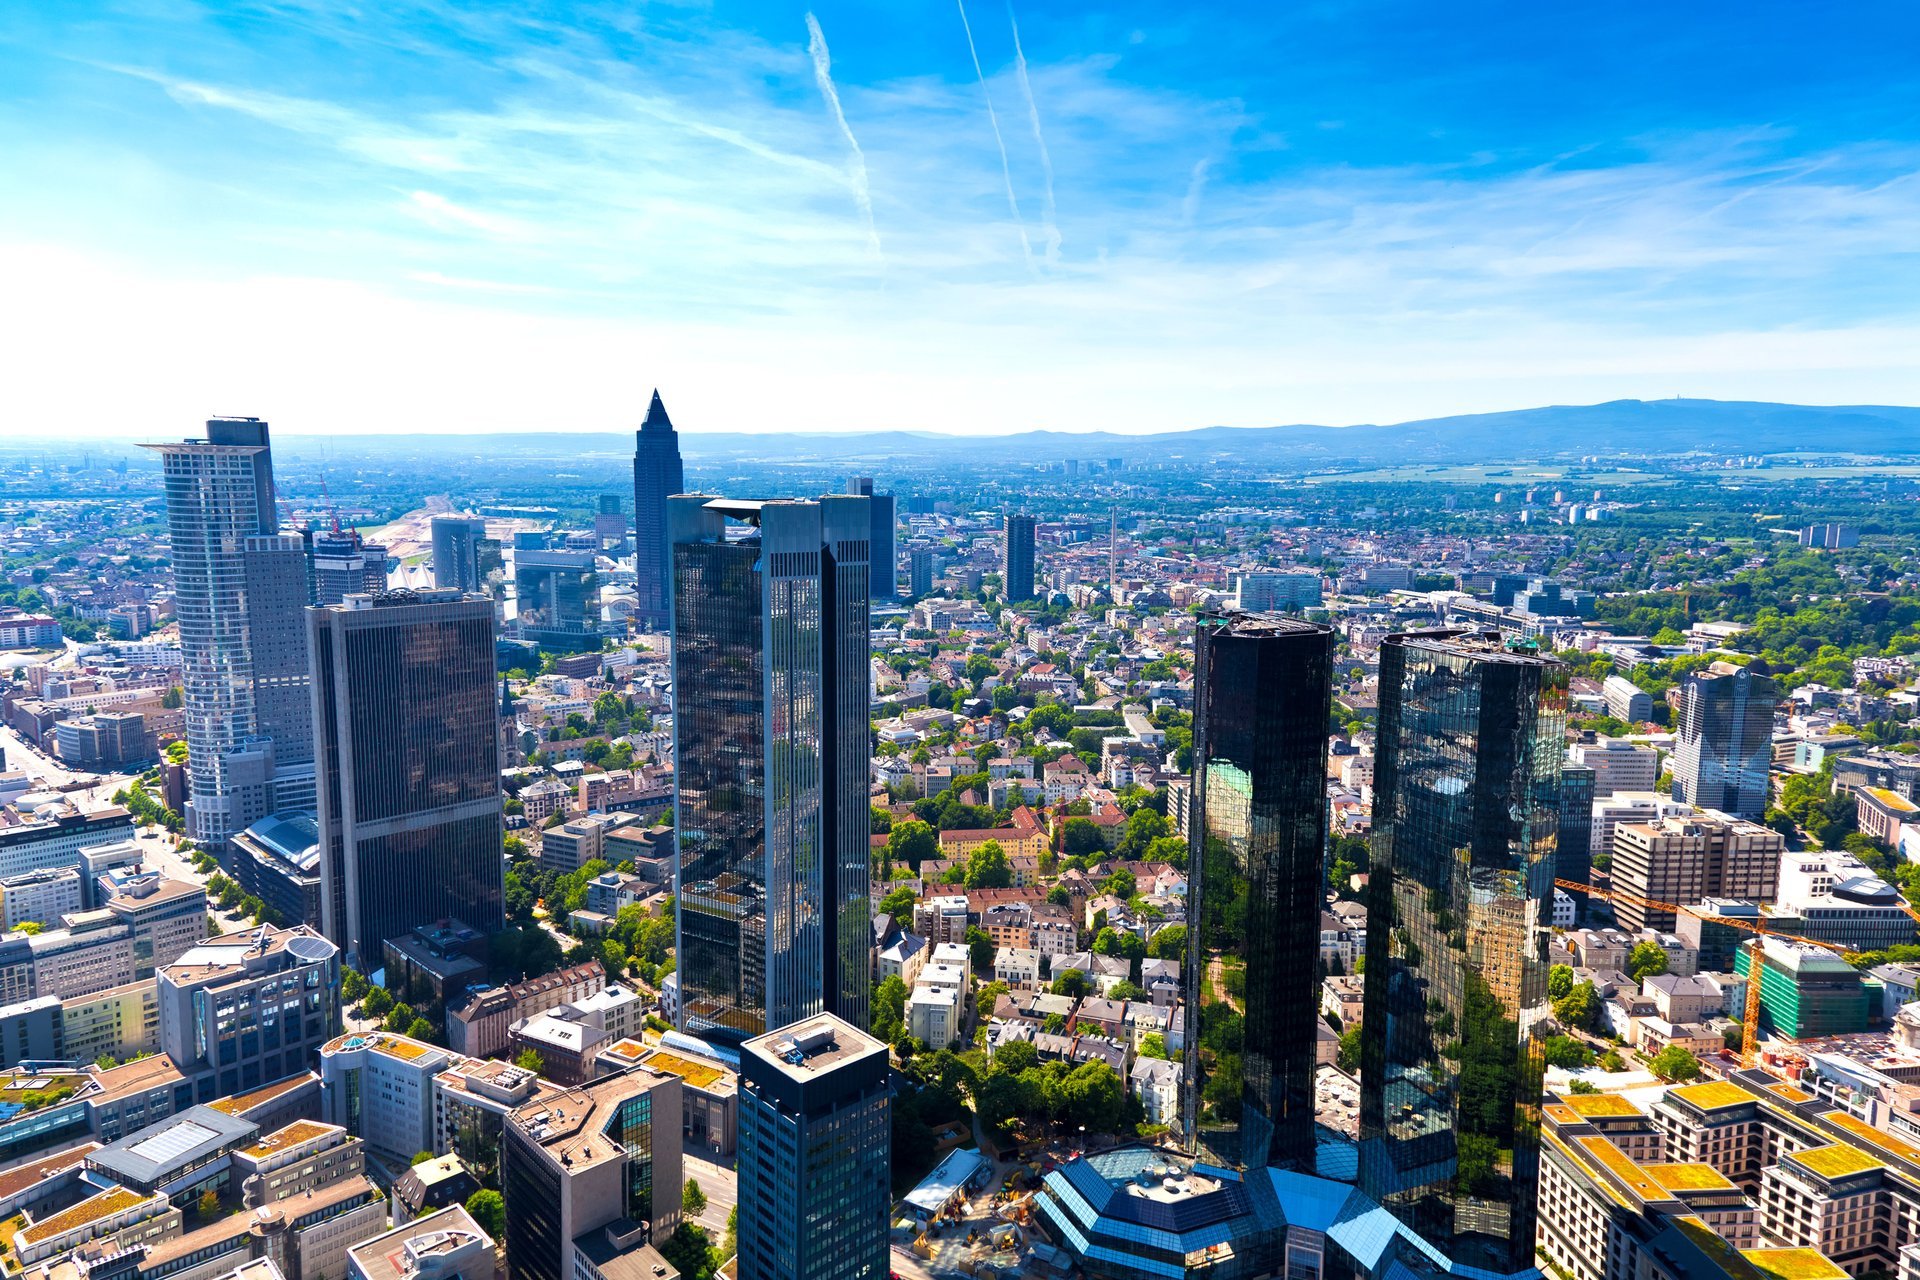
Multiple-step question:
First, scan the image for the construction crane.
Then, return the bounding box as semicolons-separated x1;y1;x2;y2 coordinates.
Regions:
1555;878;1854;1071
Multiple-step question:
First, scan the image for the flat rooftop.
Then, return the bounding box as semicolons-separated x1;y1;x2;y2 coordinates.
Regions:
741;1013;887;1082
508;1069;675;1172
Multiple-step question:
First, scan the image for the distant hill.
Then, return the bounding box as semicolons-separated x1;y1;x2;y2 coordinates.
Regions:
31;398;1920;467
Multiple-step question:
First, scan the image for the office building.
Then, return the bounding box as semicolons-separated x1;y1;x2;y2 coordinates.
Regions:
318;1031;456;1161
429;516;494;594
104;874;209;978
847;477;898;602
0;804;133;879
1569;737;1659;796
631;389;686;630
737;1014;890;1280
510;534;602;652
593;493;628;552
1736;939;1874;1039
1772;848;1919;952
346;1204;496;1280
500;1067;683;1280
53;712;153;769
158;925;339;1102
309;590;503;968
1233;572;1323;613
1557;763;1595;912
231;811;323;931
0;867;83;931
1182;614;1332;1172
908;547;935;598
145;418;314;846
1799;523;1860;549
1002;513;1036;603
1602;675;1653;723
1609;813;1784;932
1359;629;1565;1276
309;532;390;606
1673;662;1776;820
669;494;871;1040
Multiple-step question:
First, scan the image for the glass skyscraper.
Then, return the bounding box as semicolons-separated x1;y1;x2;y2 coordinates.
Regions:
1003;513;1036;603
846;476;897;602
511;532;602;652
1182;613;1332;1173
670;493;871;1040
144;417;313;847
1359;629;1565;1277
309;588;504;968
737;1014;891;1280
1557;762;1595;914
1673;660;1776;819
430;515;493;593
631;389;685;630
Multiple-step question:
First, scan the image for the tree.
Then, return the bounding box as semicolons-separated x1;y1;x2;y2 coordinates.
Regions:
361;986;394;1018
411;1150;435;1166
1600;1050;1626;1072
965;925;995;970
1553;981;1601;1032
1051;968;1090;999
888;820;938;868
1336;1026;1361;1073
657;1222;715;1280
1147;924;1186;960
872;976;908;1044
515;1048;545;1073
406;1017;436;1043
683;1178;708;1217
1628;941;1670;984
964;840;1012;889
385;1002;415;1034
1650;1045;1702;1083
465;1189;505;1239
1542;1035;1593;1069
1061;817;1105;856
341;967;369;1004
197;1187;221;1219
1547;963;1574;1002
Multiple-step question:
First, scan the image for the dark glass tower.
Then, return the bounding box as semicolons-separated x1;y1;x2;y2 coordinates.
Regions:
1182;614;1333;1173
309;588;504;968
1557;762;1595;915
737;1014;891;1280
1673;661;1776;819
846;477;897;602
632;390;685;630
1003;513;1036;603
670;494;871;1040
430;516;489;592
1359;629;1565;1276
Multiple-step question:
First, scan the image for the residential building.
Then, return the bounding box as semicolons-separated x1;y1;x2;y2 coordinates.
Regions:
737;1014;890;1280
1673;662;1777;820
145;417;313;846
309;589;503;968
1183;613;1333;1171
670;493;871;1040
539;811;640;875
1360;629;1564;1276
500;1067;683;1280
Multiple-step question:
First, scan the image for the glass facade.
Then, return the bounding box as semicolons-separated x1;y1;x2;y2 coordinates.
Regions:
1674;663;1776;819
310;593;504;967
672;496;871;1041
512;548;601;652
1003;514;1036;603
1557;763;1595;913
632;390;686;628
1184;615;1333;1173
1358;629;1565;1276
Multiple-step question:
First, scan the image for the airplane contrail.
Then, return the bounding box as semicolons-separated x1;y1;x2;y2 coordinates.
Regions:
1006;2;1059;264
805;12;881;257
955;0;1035;274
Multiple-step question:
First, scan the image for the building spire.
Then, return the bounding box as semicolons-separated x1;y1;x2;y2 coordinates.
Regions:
642;389;675;433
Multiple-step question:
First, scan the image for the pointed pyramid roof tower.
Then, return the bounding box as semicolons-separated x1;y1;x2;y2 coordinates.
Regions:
641;389;675;433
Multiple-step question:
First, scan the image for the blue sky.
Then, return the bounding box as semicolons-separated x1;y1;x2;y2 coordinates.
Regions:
4;0;1919;437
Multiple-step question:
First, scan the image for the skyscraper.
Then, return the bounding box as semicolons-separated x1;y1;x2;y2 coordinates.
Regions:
670;493;870;1040
309;589;503;968
1003;513;1036;603
1359;629;1565;1275
1673;661;1776;819
145;417;314;847
309;530;390;605
908;546;935;598
511;532;601;652
430;515;491;593
1557;762;1595;916
631;390;685;630
737;1014;891;1280
594;493;628;552
1182;614;1332;1173
846;477;897;602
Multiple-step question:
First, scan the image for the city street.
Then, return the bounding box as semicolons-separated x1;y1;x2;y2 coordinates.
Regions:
681;1144;738;1240
0;720;136;800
